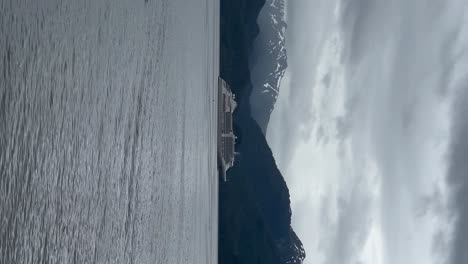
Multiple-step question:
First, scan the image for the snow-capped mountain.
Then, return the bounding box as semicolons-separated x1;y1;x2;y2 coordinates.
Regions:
250;0;288;134
219;0;306;262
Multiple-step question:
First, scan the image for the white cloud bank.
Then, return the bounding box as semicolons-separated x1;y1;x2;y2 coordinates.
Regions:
267;1;468;263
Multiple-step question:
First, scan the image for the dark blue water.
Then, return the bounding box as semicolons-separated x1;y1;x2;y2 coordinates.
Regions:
0;0;219;263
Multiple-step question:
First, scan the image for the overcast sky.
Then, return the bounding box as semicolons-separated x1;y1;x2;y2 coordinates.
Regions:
267;1;468;263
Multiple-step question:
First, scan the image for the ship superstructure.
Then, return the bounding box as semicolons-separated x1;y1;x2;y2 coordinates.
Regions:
217;78;237;181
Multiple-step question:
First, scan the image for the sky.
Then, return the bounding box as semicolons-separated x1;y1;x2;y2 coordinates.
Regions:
266;1;468;264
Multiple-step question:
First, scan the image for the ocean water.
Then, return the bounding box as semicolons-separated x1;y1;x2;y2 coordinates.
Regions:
0;0;219;263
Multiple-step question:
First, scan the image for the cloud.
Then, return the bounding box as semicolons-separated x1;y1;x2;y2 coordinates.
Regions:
334;1;468;263
414;187;446;218
447;85;468;264
322;73;331;89
267;0;468;263
267;0;338;168
334;116;351;141
338;0;378;65
324;181;373;264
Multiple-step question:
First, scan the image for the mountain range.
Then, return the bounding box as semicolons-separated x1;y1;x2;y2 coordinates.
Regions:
219;0;305;263
249;0;288;134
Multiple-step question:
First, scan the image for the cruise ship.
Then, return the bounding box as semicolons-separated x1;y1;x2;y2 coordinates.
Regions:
217;77;237;181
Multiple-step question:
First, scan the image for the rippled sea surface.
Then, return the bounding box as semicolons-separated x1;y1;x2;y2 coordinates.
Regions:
0;0;219;263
